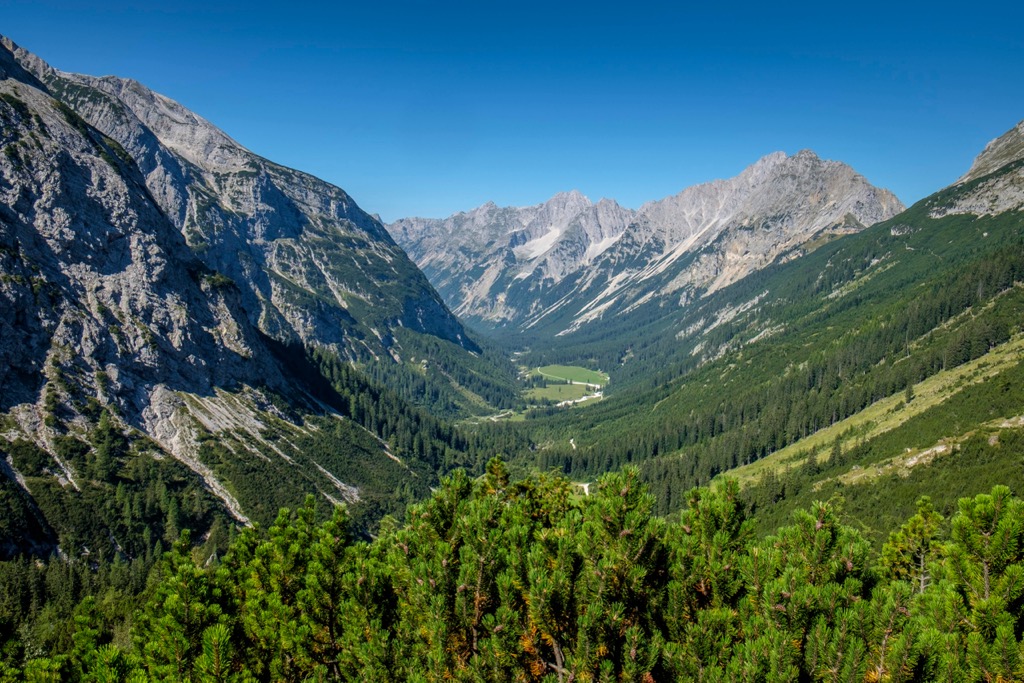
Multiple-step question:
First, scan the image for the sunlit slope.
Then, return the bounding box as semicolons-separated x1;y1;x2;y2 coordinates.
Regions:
517;156;1024;522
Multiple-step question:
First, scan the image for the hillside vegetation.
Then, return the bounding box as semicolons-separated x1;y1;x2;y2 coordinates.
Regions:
3;464;1024;682
3;32;1024;682
512;162;1024;529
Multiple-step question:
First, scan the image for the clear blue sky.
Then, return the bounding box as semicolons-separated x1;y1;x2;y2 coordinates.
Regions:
5;1;1023;221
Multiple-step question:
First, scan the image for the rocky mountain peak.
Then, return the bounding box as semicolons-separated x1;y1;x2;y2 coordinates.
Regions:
2;37;480;363
0;36;50;86
931;120;1024;218
546;189;591;210
745;149;789;170
387;190;636;323
957;119;1024;185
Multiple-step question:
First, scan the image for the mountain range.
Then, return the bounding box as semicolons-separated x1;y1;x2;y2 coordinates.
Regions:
3;27;1024;682
389;150;903;336
512;113;1024;530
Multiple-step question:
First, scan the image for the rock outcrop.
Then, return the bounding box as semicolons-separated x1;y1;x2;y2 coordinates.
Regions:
957;120;1024;185
934;120;1024;217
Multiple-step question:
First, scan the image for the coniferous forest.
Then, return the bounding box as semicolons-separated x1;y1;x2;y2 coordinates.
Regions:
3;461;1024;682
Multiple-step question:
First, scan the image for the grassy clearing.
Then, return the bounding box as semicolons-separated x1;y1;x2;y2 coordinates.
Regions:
720;332;1024;487
531;365;609;387
460;365;608;424
526;383;594;402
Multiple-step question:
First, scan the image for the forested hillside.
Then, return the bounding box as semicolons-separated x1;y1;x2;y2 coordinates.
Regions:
0;35;528;562
512;153;1024;530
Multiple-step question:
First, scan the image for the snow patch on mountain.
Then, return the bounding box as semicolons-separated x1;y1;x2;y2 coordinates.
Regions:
517;227;563;258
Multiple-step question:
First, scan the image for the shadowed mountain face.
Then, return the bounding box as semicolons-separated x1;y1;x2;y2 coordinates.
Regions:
390;151;904;336
0;39;295;416
0;39;298;527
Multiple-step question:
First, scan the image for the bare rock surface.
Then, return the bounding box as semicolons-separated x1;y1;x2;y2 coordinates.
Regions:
391;151;904;334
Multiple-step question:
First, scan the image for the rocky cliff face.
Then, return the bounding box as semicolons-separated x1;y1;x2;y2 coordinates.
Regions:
0;36;486;546
5;36;474;362
935;120;1024;218
390;191;635;324
0;43;294;521
391;151;904;335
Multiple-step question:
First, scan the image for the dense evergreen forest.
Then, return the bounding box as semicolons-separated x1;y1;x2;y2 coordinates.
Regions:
3;463;1023;682
8;172;1022;681
3;195;1022;682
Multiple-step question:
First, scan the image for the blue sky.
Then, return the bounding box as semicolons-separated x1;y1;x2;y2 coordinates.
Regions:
5;1;1023;221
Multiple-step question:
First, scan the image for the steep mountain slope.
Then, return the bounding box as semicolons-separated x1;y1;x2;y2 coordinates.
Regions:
957;119;1024;184
940;120;1024;217
391;151;903;335
0;46;289;479
3;36;518;418
0;38;511;560
512;120;1024;523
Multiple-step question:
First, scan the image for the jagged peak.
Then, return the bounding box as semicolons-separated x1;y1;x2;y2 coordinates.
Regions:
793;148;821;160
444;192;593;221
750;149;830;173
0;36;53;91
453;200;498;219
595;197;624;209
754;150;789;165
549;189;590;203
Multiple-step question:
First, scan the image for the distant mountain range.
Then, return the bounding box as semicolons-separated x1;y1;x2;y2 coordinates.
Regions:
389;150;904;335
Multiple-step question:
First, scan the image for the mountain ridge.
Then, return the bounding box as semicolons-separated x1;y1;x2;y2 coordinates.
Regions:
390;149;904;336
2;36;481;364
957;118;1024;184
508;118;1024;521
389;189;635;324
0;35;516;556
